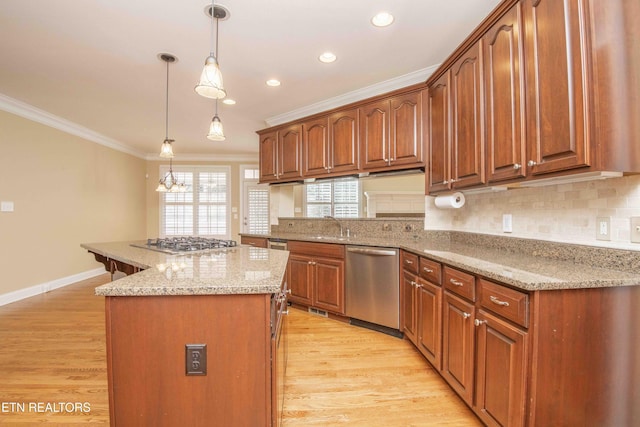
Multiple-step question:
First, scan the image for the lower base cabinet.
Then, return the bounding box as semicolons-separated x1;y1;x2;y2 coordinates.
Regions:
401;250;640;426
474;310;527;427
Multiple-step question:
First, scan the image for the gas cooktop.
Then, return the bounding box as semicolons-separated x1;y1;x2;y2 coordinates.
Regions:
131;237;237;254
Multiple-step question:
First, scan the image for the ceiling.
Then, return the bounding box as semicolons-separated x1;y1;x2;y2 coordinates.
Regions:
0;0;501;160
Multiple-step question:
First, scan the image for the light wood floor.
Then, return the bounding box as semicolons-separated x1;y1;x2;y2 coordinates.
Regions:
0;275;480;426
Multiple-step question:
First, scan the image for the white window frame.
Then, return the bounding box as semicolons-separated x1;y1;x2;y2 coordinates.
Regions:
303;177;361;218
158;165;231;239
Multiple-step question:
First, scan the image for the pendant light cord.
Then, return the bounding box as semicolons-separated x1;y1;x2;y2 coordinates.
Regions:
210;0;215;57
165;58;169;140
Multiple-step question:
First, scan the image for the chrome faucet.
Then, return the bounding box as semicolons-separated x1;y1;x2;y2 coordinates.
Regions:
324;215;344;237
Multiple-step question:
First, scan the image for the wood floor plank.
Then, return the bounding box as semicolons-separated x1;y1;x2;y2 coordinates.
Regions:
0;275;481;426
283;308;481;426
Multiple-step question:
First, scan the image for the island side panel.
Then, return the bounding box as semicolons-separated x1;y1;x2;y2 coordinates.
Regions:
529;285;640;426
104;294;272;427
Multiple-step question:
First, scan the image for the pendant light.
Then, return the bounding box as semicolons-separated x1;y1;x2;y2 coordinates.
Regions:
207;98;225;141
195;1;229;99
156;53;186;193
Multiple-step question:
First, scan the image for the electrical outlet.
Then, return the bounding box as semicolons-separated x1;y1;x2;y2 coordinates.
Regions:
382;223;391;231
502;214;513;233
185;344;207;376
596;217;611;241
404;224;415;232
631;217;640;243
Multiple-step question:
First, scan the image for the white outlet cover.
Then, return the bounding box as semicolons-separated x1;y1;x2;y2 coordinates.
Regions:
1;201;14;212
502;214;513;233
596;216;611;241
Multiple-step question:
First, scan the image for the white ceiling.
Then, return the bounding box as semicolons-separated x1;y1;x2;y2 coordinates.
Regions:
0;0;500;160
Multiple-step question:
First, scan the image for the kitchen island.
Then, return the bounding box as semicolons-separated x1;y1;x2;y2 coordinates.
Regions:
82;241;289;427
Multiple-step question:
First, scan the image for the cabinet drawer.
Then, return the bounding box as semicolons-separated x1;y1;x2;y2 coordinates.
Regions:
240;236;268;248
288;240;344;259
401;251;419;274
443;266;476;301
479;279;529;328
419;257;442;285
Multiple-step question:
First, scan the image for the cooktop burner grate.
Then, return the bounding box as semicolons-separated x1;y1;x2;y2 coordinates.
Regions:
131;237;237;254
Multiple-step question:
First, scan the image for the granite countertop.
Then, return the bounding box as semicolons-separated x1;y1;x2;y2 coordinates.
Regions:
82;241;289;297
240;232;640;291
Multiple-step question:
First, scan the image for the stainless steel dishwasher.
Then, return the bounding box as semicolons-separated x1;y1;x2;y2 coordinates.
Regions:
345;246;399;333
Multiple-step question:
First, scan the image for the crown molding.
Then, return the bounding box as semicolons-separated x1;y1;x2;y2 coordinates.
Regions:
0;93;147;159
265;65;440;127
145;152;259;162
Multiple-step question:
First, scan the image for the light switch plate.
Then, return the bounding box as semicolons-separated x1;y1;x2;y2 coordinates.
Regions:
631;217;640;244
1;201;14;212
596;216;611;241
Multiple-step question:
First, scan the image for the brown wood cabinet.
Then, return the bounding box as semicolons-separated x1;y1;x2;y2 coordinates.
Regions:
240;236;269;248
302;108;359;177
425;0;640;194
104;290;284;426
483;2;527;183
287;241;345;315
360;90;424;172
258;124;303;183
401;269;418;343
522;0;591;175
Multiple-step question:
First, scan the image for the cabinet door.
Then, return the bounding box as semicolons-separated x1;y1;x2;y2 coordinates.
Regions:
401;270;418;344
303;117;330;177
442;291;475;404
427;72;451;193
417;279;442;370
484;3;527;183
259;131;278;183
313;257;345;314
475;310;527;427
278;124;303;180
450;41;485;189
523;0;591;175
390;91;423;167
287;254;312;306
329;108;359;174
359;99;390;170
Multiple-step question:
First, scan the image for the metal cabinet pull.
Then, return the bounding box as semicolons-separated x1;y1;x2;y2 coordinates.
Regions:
474;319;486;326
527;160;537;167
513;163;522;170
423;267;433;273
405;259;414;265
462;312;471;319
490;296;510;307
449;278;464;287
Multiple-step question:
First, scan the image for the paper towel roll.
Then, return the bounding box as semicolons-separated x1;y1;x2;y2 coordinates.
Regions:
434;192;465;209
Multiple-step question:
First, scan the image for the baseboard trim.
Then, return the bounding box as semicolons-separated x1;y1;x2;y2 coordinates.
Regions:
0;268;106;307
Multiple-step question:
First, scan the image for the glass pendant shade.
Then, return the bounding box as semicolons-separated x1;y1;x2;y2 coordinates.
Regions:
159;138;175;158
195;55;226;99
207;114;226;141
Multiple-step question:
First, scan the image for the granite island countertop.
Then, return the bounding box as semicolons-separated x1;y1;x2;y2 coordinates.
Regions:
240;231;640;292
82;241;289;297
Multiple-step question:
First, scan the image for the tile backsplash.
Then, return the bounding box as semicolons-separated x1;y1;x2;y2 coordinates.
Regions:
425;175;640;250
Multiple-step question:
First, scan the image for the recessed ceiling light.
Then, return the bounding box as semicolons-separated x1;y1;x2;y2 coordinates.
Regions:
266;79;281;87
318;52;337;63
222;99;236;105
371;11;394;27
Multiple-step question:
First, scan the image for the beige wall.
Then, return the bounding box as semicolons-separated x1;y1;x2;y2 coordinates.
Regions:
146;160;255;241
425;175;640;250
0;110;147;295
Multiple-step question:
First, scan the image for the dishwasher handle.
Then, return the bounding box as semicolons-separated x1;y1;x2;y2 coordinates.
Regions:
346;247;397;256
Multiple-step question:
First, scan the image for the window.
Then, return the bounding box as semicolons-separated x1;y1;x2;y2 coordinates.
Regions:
305;178;360;218
159;166;230;238
241;166;270;235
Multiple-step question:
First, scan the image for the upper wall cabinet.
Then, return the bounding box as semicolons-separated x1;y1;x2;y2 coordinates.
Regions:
522;0;591;175
425;0;640;194
359;90;424;172
483;2;527;183
258;124;303;183
302;108;359;178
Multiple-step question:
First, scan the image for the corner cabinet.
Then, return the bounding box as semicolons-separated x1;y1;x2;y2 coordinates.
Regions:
360;90;424;172
258;124;303;183
287;241;345;315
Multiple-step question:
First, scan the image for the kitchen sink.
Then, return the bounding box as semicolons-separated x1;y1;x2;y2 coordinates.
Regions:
311;235;347;241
